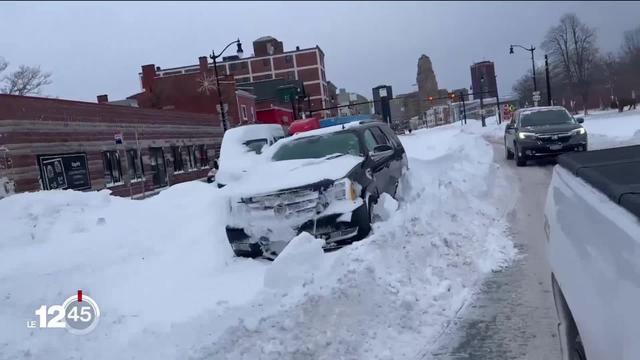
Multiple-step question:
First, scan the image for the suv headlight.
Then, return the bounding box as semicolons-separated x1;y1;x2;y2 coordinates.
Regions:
326;178;358;201
518;132;537;140
571;127;586;135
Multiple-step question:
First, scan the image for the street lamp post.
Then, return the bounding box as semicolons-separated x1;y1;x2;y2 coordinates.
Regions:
510;44;538;105
210;38;243;132
545;54;552;106
479;76;486;127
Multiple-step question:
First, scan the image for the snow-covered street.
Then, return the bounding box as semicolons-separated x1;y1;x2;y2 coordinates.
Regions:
2;109;640;360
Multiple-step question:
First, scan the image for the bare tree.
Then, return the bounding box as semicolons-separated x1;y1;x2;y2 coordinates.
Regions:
2;65;52;96
0;57;7;74
542;13;599;115
622;25;640;58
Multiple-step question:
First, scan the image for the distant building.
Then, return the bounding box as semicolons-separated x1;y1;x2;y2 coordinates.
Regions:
337;88;371;116
450;88;469;101
470;61;497;99
143;36;332;117
327;81;338;117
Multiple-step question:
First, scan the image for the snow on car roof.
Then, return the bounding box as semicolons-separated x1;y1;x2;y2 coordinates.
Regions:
520;106;568;116
290;119;375;139
261;120;374;160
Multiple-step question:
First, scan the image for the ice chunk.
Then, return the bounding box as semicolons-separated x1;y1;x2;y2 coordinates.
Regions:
263;232;325;291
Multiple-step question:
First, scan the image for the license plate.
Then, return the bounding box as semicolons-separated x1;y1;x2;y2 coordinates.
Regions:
549;144;562;150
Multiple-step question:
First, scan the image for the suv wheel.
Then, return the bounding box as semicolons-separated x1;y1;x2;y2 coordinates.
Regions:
354;196;374;240
505;139;514;160
515;143;527;167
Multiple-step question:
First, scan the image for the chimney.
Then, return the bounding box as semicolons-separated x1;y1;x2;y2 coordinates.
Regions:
198;56;208;74
97;94;109;104
141;64;157;92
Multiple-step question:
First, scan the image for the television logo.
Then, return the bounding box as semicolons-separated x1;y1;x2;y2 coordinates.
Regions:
26;290;100;335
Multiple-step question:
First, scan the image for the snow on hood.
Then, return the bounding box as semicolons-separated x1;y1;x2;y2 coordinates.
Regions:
224;154;364;196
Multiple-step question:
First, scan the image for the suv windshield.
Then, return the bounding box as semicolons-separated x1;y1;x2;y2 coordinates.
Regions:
520;109;576;127
271;132;361;161
243;138;269;154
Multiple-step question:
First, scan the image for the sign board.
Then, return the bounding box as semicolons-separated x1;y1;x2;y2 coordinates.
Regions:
37;153;91;191
114;132;124;145
532;91;541;96
533;95;541;102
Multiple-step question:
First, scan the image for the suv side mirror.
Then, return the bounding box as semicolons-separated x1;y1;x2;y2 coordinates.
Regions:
373;144;393;153
576;117;584;124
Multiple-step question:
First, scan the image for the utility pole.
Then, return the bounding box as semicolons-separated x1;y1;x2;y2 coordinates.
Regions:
460;91;467;125
210;38;243;132
495;75;501;124
545;54;552;106
480;76;486;127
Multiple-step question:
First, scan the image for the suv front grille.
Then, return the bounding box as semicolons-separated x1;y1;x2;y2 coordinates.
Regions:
242;188;321;216
537;132;572;143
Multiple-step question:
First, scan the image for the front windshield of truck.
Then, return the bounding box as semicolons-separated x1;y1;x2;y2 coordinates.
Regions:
271;132;362;161
243;138;269;154
520;109;576;127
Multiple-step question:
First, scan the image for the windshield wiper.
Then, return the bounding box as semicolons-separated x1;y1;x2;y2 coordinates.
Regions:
325;153;346;160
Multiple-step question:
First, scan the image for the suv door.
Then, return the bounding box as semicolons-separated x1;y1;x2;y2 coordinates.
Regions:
362;127;395;196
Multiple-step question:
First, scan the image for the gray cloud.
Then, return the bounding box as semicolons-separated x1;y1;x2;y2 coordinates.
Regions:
1;1;638;102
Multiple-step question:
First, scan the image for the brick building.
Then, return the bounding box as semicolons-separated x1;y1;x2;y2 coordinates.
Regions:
470;61;498;99
147;36;332;117
128;56;256;129
0;94;221;198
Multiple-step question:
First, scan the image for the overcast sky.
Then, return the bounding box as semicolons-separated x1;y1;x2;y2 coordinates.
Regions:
1;1;639;103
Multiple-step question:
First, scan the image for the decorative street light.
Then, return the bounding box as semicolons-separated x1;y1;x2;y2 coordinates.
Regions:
509;44;538;95
210;39;243;131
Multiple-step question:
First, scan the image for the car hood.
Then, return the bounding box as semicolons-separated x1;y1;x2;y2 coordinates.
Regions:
521;123;582;134
223;155;365;196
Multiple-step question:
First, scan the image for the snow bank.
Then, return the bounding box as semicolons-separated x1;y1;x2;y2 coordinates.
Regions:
583;109;640;149
197;121;518;360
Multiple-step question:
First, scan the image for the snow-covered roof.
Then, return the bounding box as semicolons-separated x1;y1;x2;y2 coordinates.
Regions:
254;36;277;42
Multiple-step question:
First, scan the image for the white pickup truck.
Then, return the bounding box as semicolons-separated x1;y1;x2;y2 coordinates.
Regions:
545;145;640;360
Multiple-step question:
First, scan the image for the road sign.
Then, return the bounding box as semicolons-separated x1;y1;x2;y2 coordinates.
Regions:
114;133;124;145
532;91;541;96
533;95;541;102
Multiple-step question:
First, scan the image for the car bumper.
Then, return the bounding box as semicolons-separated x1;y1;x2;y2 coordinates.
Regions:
226;203;366;257
519;137;588;157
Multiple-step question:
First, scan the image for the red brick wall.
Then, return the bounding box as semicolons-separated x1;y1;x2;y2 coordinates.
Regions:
295;51;318;67
235;92;256;124
297;68;320;82
250;58;272;74
0;94;220;197
304;83;322;98
273;54;295;71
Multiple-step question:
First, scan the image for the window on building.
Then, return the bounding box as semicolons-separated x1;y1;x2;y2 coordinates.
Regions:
262;58;269;66
285;55;293;64
241;105;248;120
240;62;247;69
250;107;255;123
126;149;144;181
187;146;199;169
199;145;209;167
171;146;184;172
229;63;237;71
103;150;122;185
181;146;192;171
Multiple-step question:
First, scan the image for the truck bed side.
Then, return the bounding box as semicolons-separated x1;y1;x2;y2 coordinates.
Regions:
545;151;640;360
